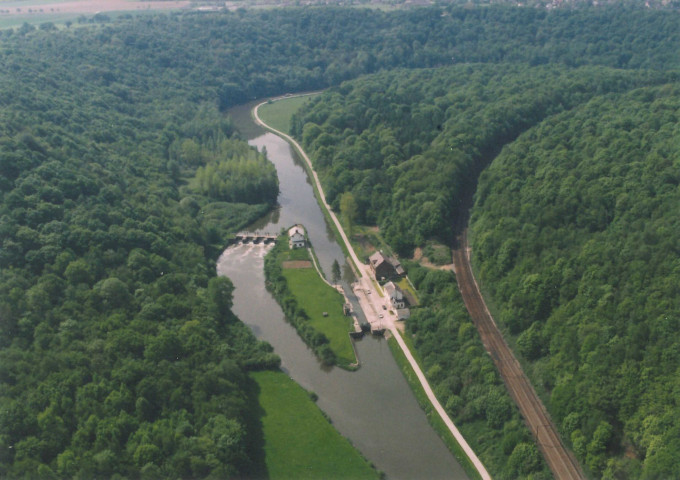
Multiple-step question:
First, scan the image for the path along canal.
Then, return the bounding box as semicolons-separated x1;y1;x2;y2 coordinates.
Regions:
216;101;468;480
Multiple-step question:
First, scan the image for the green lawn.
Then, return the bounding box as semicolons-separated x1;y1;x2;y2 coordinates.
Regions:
282;245;311;262
251;370;379;480
282;267;357;367
258;94;319;134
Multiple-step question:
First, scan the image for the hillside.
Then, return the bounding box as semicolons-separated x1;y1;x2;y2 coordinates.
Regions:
470;84;680;478
293;65;672;254
1;5;679;478
293;65;680;477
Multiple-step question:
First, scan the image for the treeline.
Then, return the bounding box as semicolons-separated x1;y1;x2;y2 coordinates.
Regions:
263;239;337;365
469;84;680;478
0;100;281;476
405;262;550;479
2;5;679;112
293;64;672;255
293;64;680;478
184;137;278;205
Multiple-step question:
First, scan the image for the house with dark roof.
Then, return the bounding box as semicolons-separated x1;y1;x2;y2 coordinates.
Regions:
368;251;405;280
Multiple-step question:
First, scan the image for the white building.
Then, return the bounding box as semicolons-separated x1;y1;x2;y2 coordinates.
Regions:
383;281;406;309
288;224;306;249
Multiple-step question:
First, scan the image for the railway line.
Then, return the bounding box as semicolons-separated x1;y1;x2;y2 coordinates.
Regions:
452;228;586;480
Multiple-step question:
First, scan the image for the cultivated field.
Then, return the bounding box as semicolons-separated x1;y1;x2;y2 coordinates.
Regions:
0;0;189;28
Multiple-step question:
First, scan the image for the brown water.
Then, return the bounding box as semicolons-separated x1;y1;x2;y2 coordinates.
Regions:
216;102;468;480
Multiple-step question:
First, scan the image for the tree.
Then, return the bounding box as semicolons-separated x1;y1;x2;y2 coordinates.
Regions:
507;442;542;476
64;258;93;286
97;278;131;310
340;192;358;236
208;276;235;318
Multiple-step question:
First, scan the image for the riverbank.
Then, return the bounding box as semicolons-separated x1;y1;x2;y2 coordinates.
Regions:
253;96;491;480
253;97;365;276
222;102;471;479
386;336;482;480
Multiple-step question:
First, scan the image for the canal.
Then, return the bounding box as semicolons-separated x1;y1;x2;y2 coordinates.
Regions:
216;101;468;480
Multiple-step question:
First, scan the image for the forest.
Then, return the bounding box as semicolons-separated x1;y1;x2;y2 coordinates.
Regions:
404;261;551;479
291;29;680;480
469;85;680;478
0;32;281;480
1;3;679;478
293;65;673;255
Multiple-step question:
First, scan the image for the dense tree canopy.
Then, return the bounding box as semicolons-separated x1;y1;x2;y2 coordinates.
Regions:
290;47;680;479
293;64;672;255
0;13;285;479
470;84;680;478
1;3;680;478
405;262;551;479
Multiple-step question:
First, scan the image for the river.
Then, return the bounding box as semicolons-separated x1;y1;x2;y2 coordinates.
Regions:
216;101;468;480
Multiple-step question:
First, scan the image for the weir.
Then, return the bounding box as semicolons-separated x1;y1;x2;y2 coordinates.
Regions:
232;232;278;245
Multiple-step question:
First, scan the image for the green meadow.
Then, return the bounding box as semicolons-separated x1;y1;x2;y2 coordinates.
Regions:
251;370;379;480
282;262;357;367
258;94;319;134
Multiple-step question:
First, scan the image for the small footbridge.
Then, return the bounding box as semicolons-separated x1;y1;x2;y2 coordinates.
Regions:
232;231;278;245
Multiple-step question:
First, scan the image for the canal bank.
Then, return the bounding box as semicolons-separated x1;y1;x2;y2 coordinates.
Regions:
218;100;469;479
252;96;489;480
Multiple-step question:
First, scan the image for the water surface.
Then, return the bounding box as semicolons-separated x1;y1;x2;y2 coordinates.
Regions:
217;102;468;479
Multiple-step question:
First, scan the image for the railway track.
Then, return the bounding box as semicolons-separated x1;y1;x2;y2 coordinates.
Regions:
452;228;586;480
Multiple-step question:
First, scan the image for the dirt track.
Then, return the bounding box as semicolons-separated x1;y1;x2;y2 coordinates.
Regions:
281;260;312;269
452;228;585;480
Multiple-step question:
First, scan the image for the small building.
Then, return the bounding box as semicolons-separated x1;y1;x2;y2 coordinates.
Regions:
383;281;407;309
288;224;306;249
368;251;405;280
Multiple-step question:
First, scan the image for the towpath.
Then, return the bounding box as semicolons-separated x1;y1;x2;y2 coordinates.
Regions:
253;97;491;480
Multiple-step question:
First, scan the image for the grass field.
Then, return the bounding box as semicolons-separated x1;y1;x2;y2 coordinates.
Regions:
282;266;356;367
251;370;379;480
0;0;182;29
282;245;310;262
258;94;319;134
